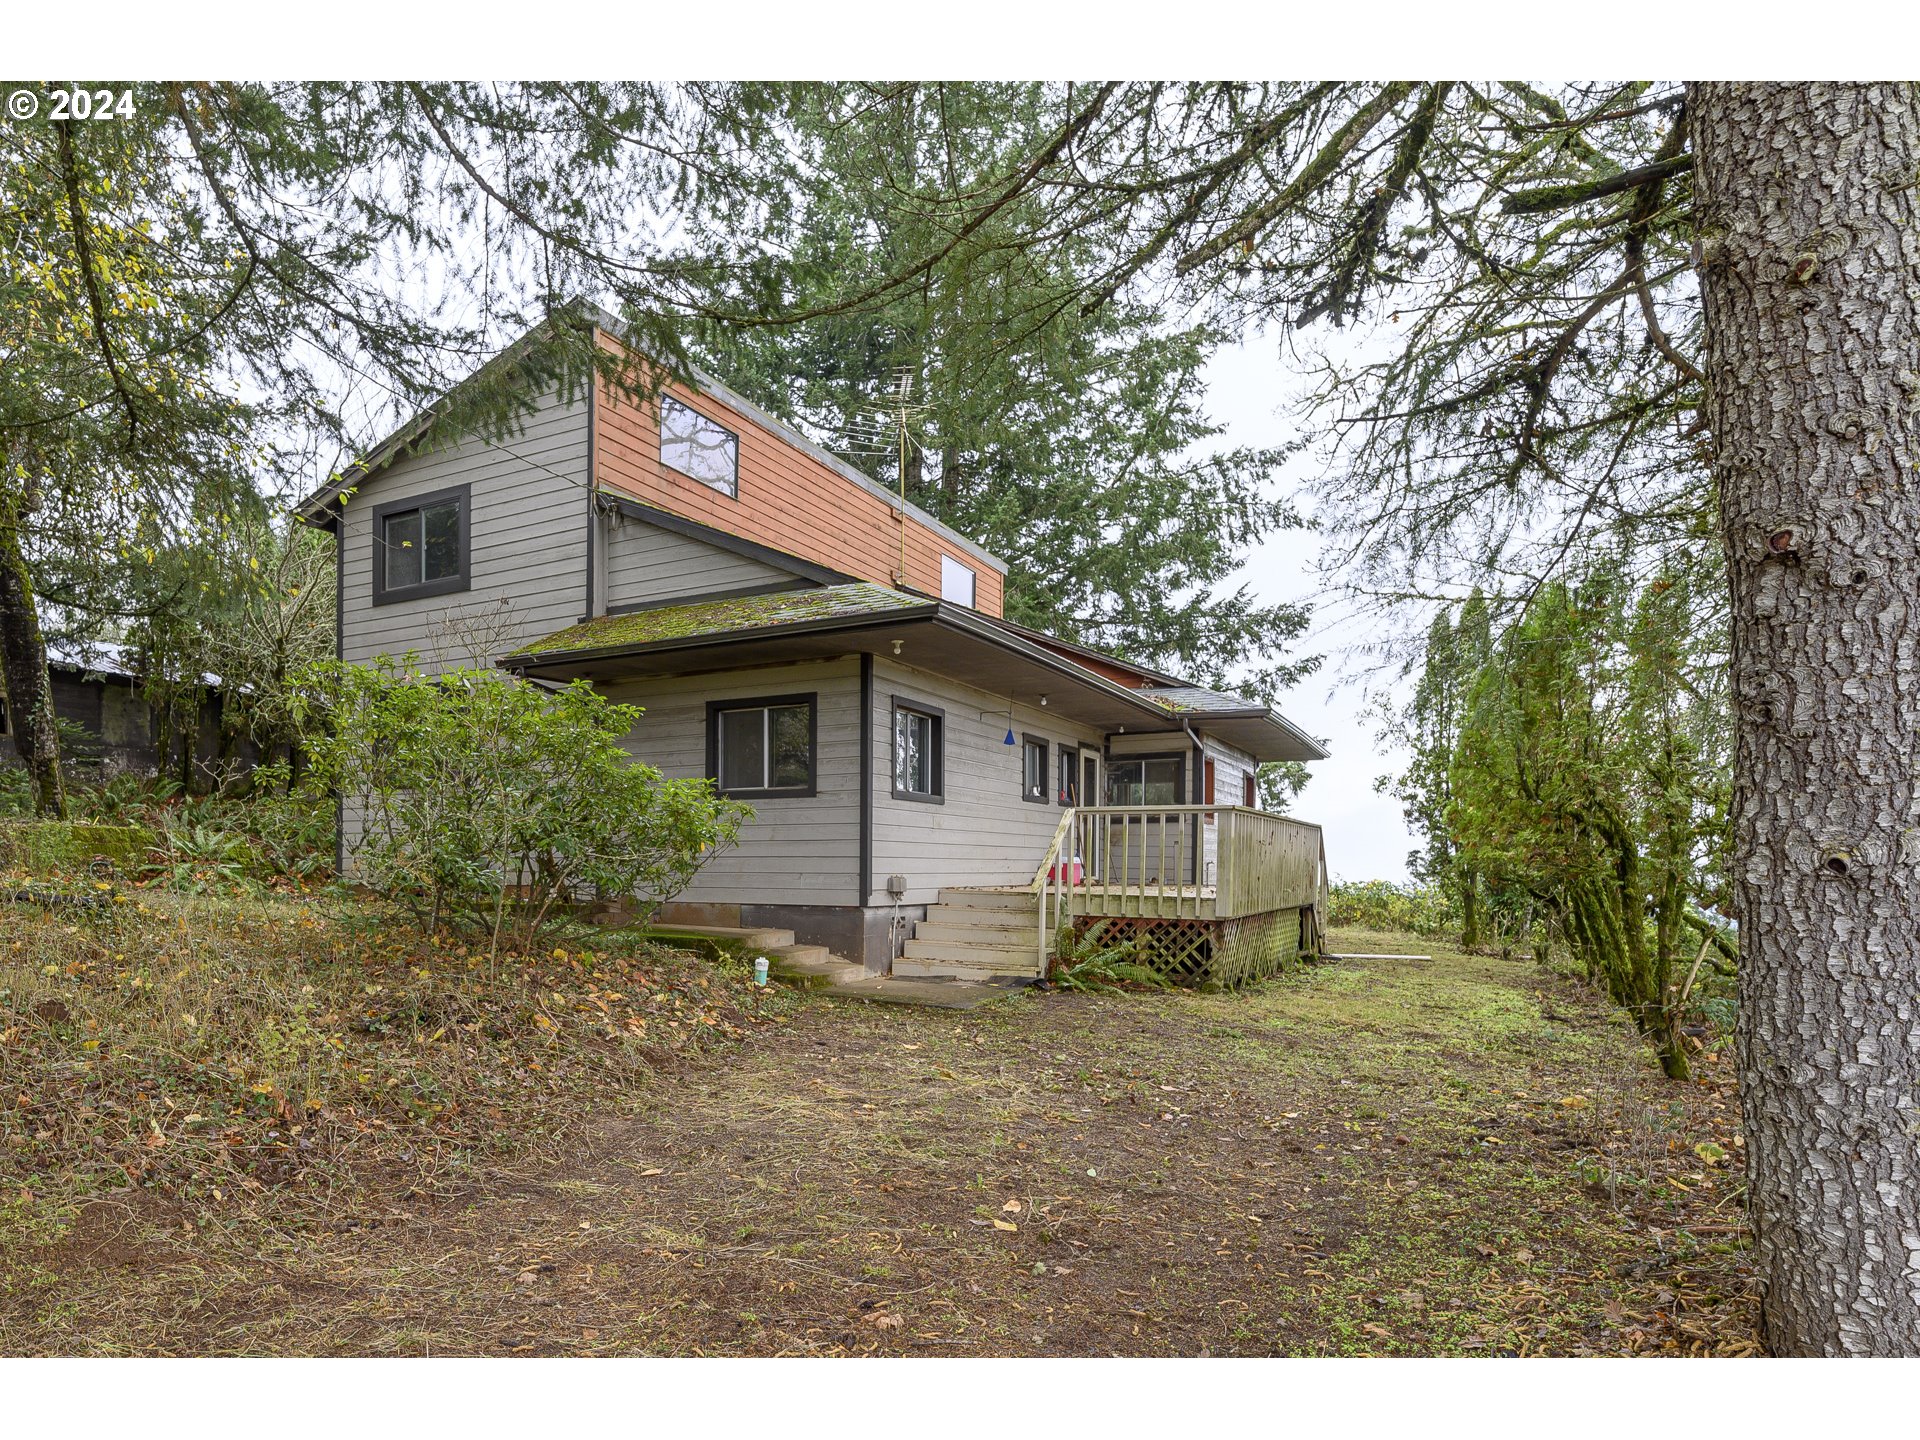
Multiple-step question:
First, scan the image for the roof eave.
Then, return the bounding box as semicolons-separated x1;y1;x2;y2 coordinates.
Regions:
501;603;943;672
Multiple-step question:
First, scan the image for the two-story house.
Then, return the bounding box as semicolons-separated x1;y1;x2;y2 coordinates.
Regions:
296;310;1329;985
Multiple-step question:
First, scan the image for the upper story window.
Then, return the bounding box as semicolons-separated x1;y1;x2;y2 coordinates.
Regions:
372;484;470;605
940;554;976;606
1107;755;1184;807
1021;735;1049;804
660;394;740;497
892;699;944;803
708;694;815;799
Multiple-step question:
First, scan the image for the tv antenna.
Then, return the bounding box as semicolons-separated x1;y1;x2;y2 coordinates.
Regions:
843;367;932;587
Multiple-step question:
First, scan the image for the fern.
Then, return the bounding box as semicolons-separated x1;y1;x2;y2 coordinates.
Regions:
1049;921;1171;993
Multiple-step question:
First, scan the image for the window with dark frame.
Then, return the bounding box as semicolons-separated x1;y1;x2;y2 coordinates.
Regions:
1057;745;1078;805
709;695;815;798
1243;772;1258;808
892;700;944;802
1105;755;1184;806
372;485;469;604
660;394;740;497
1021;734;1049;804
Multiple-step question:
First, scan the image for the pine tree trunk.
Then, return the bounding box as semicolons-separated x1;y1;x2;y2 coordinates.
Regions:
1691;81;1920;1355
0;482;67;818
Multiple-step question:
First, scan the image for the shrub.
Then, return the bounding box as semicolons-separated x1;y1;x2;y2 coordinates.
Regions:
298;659;749;946
0;818;154;879
1328;879;1461;937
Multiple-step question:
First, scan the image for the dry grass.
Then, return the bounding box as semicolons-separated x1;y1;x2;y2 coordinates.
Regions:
2;910;1758;1355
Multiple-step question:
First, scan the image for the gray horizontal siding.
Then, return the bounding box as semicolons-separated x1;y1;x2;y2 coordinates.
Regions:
868;657;1104;905
600;658;861;908
603;512;799;610
339;385;590;671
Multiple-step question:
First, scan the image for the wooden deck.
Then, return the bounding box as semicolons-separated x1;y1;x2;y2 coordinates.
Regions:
966;881;1231;919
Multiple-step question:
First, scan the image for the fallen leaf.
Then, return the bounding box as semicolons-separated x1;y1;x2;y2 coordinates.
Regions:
1002;1199;1023;1214
992;1218;1018;1233
639;1168;664;1177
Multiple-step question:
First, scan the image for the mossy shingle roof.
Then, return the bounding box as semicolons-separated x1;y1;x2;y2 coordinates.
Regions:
509;582;932;659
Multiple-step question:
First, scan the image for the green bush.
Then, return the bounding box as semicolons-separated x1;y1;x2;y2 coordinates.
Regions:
298;658;751;944
0;818;153;878
1327;879;1461;937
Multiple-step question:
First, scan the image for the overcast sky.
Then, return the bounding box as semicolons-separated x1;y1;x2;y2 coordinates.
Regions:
1201;335;1417;885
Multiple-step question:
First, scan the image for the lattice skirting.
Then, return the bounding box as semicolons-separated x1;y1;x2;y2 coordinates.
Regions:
1076;906;1310;988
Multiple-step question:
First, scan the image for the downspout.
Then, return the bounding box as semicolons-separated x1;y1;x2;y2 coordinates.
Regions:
1182;717;1204;887
583;358;599;621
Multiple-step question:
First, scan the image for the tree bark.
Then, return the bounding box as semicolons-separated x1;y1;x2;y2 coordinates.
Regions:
1691;81;1920;1355
0;479;67;818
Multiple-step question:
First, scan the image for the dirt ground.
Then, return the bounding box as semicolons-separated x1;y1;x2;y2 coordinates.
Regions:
7;928;1760;1356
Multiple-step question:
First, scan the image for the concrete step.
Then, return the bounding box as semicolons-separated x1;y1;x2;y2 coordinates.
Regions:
921;905;1038;934
937;887;1038;913
768;946;866;990
769;943;831;966
652;922;798;951
901;939;1039;972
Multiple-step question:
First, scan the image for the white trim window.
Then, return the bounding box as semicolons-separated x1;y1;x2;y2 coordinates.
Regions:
940;554;976;606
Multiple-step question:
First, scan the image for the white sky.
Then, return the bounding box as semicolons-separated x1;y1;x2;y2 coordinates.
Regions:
1202;336;1417;884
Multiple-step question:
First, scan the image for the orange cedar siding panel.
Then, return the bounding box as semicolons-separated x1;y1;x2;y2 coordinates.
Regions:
590;336;1004;617
1031;643;1153;689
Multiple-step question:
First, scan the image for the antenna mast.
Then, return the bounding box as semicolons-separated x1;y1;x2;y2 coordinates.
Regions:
843;367;930;588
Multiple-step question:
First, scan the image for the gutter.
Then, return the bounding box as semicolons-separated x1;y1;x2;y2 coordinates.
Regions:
501;596;1194;732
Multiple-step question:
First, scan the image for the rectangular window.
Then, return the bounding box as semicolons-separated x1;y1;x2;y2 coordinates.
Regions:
708;694;815;798
1243;772;1258;808
1021;734;1049;804
940;555;976;607
372;485;469;604
1105;756;1184;806
892;700;944;803
1057;745;1078;805
660;394;740;497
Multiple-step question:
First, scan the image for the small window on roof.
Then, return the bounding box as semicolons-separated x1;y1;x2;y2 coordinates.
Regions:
660;395;739;497
940;555;975;606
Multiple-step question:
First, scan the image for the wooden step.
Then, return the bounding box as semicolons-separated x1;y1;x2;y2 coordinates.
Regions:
901;939;1038;971
936;887;1038;912
914;921;1038;946
921;905;1037;933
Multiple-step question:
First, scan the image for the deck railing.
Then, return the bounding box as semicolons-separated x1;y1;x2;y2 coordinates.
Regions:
1032;805;1328;967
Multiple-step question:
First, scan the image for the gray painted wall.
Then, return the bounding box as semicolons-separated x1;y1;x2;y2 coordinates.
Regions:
599;658;862;908
338;385;591;671
868;657;1105;905
603;511;798;611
